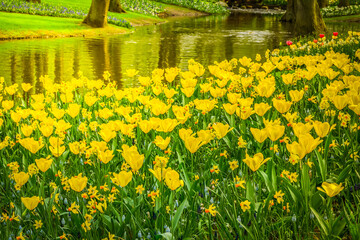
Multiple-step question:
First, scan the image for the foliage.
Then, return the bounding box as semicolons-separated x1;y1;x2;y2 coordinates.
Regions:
0;31;360;239
262;0;360;6
121;0;163;16
154;0;229;14
321;5;360;18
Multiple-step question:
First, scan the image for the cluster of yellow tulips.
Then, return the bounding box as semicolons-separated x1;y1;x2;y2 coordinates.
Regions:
0;32;360;239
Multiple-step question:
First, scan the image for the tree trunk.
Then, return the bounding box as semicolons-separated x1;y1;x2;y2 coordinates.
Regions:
338;0;350;7
83;0;110;28
109;0;126;13
280;0;296;22
26;0;41;3
317;0;328;8
294;0;327;35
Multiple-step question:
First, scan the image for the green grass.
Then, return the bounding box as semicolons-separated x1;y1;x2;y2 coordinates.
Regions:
0;12;128;39
42;0;91;9
0;12;88;31
325;14;360;21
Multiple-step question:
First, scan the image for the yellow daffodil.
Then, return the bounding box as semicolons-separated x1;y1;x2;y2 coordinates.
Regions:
240;200;251;212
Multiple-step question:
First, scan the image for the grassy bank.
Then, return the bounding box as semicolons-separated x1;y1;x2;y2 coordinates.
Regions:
0;12;129;40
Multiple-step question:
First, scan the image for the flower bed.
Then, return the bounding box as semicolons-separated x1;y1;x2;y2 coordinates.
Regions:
0;32;360;239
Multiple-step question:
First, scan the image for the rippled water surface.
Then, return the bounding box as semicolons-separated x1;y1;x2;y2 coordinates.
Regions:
0;12;358;90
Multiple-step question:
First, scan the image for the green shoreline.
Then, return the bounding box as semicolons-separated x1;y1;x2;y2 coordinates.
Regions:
0;2;207;41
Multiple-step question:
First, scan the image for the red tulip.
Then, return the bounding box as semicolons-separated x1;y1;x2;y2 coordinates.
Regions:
286;41;293;46
319;34;325;38
314;39;318;43
333;32;338;36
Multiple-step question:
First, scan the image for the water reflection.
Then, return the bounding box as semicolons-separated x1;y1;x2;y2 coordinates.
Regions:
0;13;358;90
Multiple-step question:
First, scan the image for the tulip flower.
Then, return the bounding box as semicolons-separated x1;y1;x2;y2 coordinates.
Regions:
212;122;233;139
319;34;325;38
13;172;29;187
2;100;14;111
99;128;117;143
121;145;144;172
332;95;349;110
138;120;153;134
98;150;114;164
39;124;53;138
156;119;179;132
243;153;270;172
317;182;344;197
250;128;268;143
154;136;171;150
197;130;214;145
313;121;330;138
21;83;33;92
292;122;313;137
267;125;285;141
112;171;132;187
223;103;237;115
254;103;271;116
183;135;204;154
35;157;53;172
286;41;293;46
68;174;88;192
19;138;44;154
149;167;170;182
272;99;292;114
21;196;40;210
289;90;304;103
165;170;184;190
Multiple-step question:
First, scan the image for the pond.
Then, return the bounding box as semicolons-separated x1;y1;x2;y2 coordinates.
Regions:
0;12;359;91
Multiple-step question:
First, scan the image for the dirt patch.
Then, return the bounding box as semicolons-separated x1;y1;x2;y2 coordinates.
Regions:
159;4;208;17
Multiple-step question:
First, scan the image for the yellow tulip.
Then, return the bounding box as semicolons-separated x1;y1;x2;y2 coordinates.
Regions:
154;136;171;150
2;100;14;111
272;99;292;114
39;124;53;137
292;122;313;137
21;196;40;210
286;142;306;159
149;167;170;182
69;142;80;155
99;128;117;143
332;95;349;110
125;69;139;77
212;122;232;139
298;133;323;154
313;121;330;138
138;120;153;134
98;150;114;164
289;90;304;102
223;103;238;115
156;119;179;133
183;135;204;153
197;130;214;145
181;78;197;88
165;170;184;190
35;157;53;172
112;171;133;187
68;174;88;192
21;83;33;92
267;125;285;141
21;125;34;137
121;145;144;172
179;128;193;141
181;87;195;98
254;83;275;98
66;103;81;118
13;172;29;186
209;87;227;98
250;128;268;143
317;182;344;197
164;88;178;99
19;138;44;154
254;103;271;116
243;153;270;172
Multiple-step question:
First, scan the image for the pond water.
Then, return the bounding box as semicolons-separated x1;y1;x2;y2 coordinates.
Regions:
0;12;359;91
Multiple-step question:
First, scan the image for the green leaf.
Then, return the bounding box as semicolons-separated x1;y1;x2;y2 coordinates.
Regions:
331;215;346;237
171;198;189;235
246;181;255;203
315;151;327;182
160;232;174;240
310;207;329;236
258;171;273;192
337;164;352;183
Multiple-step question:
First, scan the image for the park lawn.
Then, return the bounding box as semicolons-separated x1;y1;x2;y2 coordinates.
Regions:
325;14;360;22
0;12;128;40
